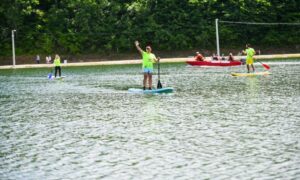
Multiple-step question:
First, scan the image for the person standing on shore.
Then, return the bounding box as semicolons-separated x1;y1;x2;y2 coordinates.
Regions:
135;41;158;90
36;54;40;64
243;44;256;73
53;54;62;77
46;56;50;64
48;55;52;63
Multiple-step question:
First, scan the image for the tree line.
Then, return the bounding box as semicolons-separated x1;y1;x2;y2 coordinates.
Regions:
1;0;299;57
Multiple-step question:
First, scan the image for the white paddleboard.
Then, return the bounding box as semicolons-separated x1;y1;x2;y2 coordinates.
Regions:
128;87;174;94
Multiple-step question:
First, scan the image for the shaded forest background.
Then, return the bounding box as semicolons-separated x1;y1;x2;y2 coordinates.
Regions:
0;0;300;64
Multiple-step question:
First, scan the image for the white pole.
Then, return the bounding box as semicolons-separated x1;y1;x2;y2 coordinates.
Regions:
215;19;220;57
12;30;16;67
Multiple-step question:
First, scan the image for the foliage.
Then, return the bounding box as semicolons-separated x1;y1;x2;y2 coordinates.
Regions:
0;0;299;56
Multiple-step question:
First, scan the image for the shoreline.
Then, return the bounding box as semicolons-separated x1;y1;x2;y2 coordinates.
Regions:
0;53;300;69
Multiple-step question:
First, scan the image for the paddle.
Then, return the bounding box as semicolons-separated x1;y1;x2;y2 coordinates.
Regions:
157;57;162;89
256;60;270;70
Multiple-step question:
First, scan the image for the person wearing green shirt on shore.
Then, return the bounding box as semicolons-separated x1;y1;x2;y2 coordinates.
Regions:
243;44;256;73
135;41;158;90
54;54;62;77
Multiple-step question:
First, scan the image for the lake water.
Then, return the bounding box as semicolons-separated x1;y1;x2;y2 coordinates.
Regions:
1;61;300;179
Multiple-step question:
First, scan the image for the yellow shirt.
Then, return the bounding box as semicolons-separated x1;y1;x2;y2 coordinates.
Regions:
142;51;156;69
54;57;61;67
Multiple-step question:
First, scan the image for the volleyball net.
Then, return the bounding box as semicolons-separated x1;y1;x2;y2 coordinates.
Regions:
215;19;300;56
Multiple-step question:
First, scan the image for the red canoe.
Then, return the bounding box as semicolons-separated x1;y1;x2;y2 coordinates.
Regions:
186;60;242;66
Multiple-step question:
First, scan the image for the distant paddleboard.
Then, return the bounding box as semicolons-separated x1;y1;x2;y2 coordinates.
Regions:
55;76;65;79
128;87;174;94
231;71;271;77
48;75;65;80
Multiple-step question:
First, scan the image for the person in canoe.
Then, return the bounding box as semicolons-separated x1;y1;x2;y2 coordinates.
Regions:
212;53;223;61
221;54;226;61
243;44;256;73
195;52;205;61
135;41;158;90
228;53;235;61
212;53;219;61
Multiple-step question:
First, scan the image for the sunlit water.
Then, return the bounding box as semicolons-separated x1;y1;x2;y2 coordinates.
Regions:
1;61;300;179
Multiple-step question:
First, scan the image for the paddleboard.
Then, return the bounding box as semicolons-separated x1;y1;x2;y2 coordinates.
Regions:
48;75;65;80
55;76;65;80
128;87;174;94
231;71;271;77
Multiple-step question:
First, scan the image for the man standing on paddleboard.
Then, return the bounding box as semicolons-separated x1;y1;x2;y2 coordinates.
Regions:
243;44;256;73
135;41;158;90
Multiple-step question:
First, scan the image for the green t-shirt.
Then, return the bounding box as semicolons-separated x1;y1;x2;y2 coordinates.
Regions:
142;51;156;69
245;48;255;59
54;57;61;67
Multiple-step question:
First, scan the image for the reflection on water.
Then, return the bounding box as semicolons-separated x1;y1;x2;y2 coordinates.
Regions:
246;77;259;99
0;62;300;179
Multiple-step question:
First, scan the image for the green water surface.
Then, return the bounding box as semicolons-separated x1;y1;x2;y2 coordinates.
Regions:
0;61;299;179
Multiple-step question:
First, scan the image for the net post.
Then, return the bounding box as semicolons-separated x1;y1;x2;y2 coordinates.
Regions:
215;19;220;57
12;30;16;67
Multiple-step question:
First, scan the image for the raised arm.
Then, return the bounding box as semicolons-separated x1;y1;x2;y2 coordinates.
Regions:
135;41;143;55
